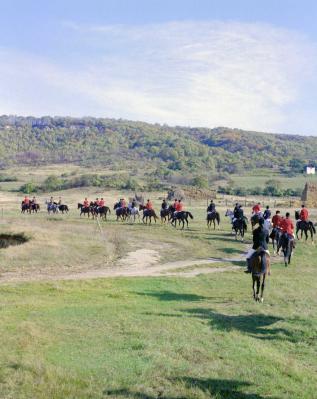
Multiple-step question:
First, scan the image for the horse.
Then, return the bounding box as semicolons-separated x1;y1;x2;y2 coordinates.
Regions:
295;211;315;242
225;209;234;229
92;205;111;220
170;211;194;230
46;201;59;214
58;204;69;214
78;203;91;218
21;202;31;214
232;218;247;240
139;205;158;224
250;249;271;303
207;211;220;230
114;203;128;221
269;227;282;254
277;233;294;266
127;206;140;222
160;208;172;223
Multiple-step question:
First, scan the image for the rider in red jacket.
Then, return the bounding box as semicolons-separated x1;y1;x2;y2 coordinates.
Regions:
83;198;89;208
252;203;261;214
176;200;183;212
280;213;294;236
272;211;282;228
146;199;153;210
299;204;309;221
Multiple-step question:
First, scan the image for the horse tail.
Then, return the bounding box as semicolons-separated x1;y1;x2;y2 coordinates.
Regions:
187;212;193;219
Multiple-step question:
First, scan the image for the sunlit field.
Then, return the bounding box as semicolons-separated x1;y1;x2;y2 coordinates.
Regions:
0;171;316;398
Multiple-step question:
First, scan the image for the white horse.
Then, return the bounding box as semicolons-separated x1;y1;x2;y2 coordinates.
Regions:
128;206;140;222
225;209;235;233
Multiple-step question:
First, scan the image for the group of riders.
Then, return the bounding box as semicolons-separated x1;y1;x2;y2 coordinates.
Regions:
21;196;68;213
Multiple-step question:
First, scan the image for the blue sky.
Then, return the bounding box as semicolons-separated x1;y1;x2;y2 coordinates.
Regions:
1;0;317;135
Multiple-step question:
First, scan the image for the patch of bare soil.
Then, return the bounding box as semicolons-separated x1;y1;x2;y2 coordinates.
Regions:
0;248;244;284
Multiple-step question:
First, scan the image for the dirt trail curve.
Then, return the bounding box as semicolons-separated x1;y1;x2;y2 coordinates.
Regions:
0;249;244;284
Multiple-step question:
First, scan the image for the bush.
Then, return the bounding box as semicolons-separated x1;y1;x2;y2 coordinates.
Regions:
19;182;37;194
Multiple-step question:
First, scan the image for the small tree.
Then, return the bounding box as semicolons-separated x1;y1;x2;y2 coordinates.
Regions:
20;182;37;194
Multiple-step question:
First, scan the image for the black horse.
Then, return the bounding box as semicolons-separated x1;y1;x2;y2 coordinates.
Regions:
58;204;69;214
78;203;92;217
139;205;158;224
295;210;315;241
233;218;247;240
160;205;174;223
93;205;111;220
277;233;294;266
207;211;220;230
114;203;128;221
170;211;193;230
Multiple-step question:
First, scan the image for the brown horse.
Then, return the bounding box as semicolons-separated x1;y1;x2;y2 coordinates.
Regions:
250;250;271;302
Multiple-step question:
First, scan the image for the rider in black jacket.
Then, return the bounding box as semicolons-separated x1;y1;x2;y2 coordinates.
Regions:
207;200;216;213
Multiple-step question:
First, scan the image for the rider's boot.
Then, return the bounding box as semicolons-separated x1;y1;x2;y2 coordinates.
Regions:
244;258;252;273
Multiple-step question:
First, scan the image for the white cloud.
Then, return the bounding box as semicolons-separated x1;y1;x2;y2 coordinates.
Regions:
0;21;316;134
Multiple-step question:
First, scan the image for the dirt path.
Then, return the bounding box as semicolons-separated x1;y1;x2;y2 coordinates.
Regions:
0;248;244;284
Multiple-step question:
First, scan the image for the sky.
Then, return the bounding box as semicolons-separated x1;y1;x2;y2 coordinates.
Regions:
0;0;317;135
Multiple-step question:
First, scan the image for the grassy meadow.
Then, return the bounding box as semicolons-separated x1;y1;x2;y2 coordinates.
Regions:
0;166;316;398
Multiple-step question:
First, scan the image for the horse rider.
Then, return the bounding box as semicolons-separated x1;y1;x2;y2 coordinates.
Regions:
252;202;261;215
145;199;153;210
95;198;100;207
272;210;282;229
120;198;126;209
99;198;105;207
233;202;239;214
207;200;216;215
23;196;30;205
263;205;271;220
280;212;295;249
32;196;37;204
299;204;309;224
58;197;62;205
131;198;137;209
173;199;178;212
83;198;89;208
233;203;243;222
245;217;269;273
161;199;167;210
175;199;183;215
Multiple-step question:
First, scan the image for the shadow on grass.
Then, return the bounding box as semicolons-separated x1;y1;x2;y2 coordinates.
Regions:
104;377;273;398
183;308;292;341
135;290;210;302
218;247;246;255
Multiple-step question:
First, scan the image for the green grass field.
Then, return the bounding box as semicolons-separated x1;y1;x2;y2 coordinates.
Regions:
0;182;316;398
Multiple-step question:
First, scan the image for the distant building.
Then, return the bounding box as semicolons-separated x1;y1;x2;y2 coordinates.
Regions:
306;166;315;175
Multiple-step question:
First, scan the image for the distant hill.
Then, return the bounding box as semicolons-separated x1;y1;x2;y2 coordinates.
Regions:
0;115;316;193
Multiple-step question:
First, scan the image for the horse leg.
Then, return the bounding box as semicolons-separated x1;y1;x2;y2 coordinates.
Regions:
260;274;265;303
252;276;256;300
256;277;261;301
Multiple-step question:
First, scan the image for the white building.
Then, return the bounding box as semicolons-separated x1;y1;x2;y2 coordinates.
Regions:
306;166;316;175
